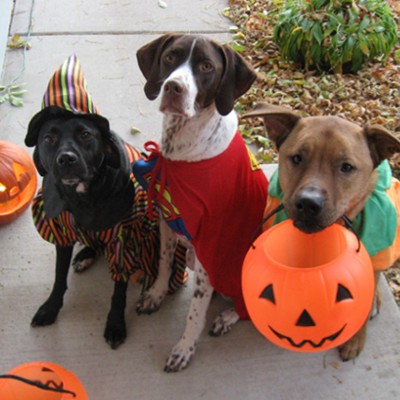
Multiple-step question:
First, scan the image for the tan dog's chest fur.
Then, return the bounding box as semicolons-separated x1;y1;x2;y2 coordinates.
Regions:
244;102;400;361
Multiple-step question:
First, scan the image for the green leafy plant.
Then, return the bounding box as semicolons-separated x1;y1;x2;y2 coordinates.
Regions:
273;0;398;73
0;84;27;107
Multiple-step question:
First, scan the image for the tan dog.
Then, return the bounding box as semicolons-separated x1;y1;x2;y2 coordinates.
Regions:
244;102;400;361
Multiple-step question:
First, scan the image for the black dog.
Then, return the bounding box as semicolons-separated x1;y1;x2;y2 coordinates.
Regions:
25;106;186;348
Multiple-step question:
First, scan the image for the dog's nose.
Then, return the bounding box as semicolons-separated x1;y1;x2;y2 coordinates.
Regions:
163;80;184;96
295;187;325;216
56;151;78;166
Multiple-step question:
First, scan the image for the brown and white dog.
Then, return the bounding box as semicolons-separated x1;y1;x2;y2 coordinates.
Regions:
134;34;268;372
243;102;400;361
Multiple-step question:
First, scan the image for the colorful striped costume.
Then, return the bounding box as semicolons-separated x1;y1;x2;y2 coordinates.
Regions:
31;144;187;291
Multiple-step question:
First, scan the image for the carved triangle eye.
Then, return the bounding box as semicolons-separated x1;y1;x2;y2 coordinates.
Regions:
260;284;275;304
296;309;316;327
336;284;353;303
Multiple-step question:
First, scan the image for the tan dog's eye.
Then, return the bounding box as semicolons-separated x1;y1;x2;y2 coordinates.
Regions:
340;163;354;173
291;154;302;165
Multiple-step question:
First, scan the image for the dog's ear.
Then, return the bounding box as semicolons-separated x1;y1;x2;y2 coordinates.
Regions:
215;44;257;116
32;147;48;176
136;34;179;100
242;102;300;149
25;110;47;147
364;125;400;168
103;132;130;170
26;110;51;176
79;114;124;169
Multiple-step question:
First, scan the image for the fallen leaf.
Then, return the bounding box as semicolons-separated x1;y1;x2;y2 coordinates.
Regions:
130;127;141;135
7;34;32;50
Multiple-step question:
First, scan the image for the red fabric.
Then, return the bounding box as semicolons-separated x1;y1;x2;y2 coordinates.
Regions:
151;133;269;318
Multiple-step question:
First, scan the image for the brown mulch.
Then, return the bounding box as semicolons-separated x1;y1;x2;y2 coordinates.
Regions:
225;0;400;307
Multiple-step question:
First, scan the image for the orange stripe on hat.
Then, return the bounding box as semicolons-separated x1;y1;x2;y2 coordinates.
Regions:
54;69;63;108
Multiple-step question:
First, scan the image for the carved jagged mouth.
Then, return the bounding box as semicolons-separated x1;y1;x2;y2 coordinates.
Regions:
269;324;346;348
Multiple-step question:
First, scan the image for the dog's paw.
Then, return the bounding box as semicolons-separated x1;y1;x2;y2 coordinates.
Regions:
164;339;196;373
72;247;97;273
209;308;240;337
31;301;62;327
370;289;382;320
339;330;367;361
136;291;164;315
104;317;126;350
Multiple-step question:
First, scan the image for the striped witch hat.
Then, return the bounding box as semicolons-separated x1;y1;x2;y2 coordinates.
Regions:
25;55;109;148
41;54;99;114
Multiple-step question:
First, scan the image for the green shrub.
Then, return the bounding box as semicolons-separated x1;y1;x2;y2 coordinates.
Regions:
273;0;398;73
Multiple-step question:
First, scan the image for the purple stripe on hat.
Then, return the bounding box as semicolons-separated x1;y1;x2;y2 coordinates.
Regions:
42;90;49;108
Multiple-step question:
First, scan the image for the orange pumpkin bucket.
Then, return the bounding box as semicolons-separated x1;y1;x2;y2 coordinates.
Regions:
0;362;88;399
0;141;37;224
242;220;374;352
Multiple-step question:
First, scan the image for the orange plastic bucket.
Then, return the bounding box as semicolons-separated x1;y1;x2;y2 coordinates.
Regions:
242;220;374;352
0;362;88;399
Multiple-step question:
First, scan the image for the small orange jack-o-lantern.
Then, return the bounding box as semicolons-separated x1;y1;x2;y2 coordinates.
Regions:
0;141;37;225
0;361;88;399
242;220;374;352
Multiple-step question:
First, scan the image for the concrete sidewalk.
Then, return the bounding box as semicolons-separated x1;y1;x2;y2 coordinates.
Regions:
0;1;399;399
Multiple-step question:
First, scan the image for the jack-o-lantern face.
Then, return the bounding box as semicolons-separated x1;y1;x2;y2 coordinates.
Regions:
0;141;37;224
242;220;374;352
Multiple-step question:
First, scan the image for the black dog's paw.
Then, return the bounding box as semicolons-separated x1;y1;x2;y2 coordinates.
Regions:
31;301;62;327
104;313;127;349
72;246;97;273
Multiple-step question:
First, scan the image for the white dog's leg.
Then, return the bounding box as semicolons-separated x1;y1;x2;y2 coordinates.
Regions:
136;218;177;314
164;259;213;372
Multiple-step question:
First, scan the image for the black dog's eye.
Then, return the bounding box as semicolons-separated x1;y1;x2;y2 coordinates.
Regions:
340;163;355;174
43;134;56;145
78;130;93;142
291;154;302;165
199;61;213;73
80;130;90;138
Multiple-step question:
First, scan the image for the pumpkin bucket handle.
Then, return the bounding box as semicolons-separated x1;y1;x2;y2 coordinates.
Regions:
0;375;76;397
250;203;285;249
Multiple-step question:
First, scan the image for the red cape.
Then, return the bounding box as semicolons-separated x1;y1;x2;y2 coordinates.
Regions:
134;133;269;318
